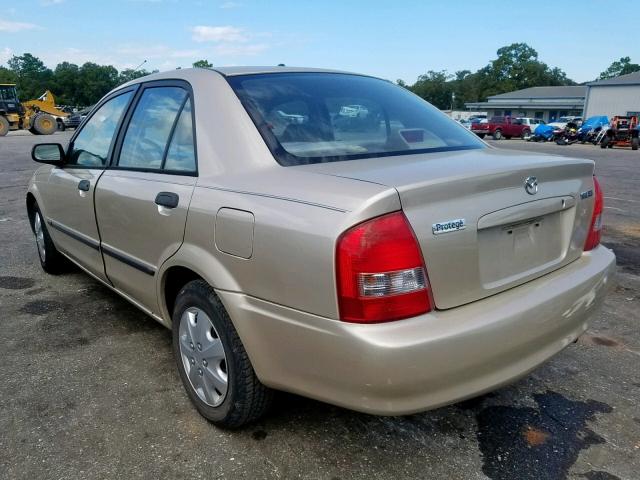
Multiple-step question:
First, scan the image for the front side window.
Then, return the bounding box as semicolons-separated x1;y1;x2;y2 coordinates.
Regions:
68;91;133;167
228;73;484;166
118;87;189;170
0;86;18;101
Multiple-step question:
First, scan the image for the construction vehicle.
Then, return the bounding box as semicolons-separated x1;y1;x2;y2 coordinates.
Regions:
601;115;639;150
0;85;68;137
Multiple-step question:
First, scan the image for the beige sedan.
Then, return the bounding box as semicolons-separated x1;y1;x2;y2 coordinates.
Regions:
26;67;615;428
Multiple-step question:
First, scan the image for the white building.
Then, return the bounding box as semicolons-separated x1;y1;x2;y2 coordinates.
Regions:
465;86;586;123
584;71;640;119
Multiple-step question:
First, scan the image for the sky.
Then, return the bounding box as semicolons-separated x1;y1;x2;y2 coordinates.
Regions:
0;1;635;84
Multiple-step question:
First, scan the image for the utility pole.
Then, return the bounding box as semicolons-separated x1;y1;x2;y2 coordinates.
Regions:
133;60;147;72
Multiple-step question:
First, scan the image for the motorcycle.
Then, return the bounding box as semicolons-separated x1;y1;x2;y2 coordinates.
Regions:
577;116;609;144
555;122;580;145
528;123;556;142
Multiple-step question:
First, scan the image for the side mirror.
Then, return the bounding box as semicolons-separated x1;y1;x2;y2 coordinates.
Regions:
31;143;65;166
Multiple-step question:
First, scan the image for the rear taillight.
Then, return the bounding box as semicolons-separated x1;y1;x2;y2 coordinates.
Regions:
584;176;603;251
336;211;432;323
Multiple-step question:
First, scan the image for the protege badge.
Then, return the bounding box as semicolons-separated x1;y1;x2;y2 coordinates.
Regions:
432;219;466;235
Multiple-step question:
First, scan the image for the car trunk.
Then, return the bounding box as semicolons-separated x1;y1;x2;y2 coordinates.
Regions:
297;148;596;309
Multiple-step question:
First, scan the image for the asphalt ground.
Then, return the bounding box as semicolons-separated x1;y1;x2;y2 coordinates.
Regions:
1;131;639;480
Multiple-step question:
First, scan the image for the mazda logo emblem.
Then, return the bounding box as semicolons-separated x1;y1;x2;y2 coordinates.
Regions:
524;176;538;195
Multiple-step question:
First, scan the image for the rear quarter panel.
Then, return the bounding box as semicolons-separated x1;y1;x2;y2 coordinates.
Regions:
158;178;401;322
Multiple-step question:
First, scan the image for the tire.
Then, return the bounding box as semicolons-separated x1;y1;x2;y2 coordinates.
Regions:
32;114;57;135
600;137;609;149
492;129;502;140
0;116;9;136
31;204;67;274
632;138;639;151
172;280;273;428
521;129;530;140
57;119;66;131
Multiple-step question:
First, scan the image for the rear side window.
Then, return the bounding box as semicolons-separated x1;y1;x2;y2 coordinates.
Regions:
68;92;133;167
164;99;196;172
228;73;484;166
118;86;195;172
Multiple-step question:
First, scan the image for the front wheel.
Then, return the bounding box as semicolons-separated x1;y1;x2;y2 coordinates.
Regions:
0;116;9;136
32;114;57;135
492;129;502;140
632;138;639;150
600;137;609;149
172;280;273;428
32;205;67;274
521;129;531;140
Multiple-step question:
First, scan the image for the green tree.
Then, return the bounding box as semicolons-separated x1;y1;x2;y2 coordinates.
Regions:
117;68;153;85
192;59;213;68
7;53;53;100
406;43;575;108
598;57;640;80
474;43;574;98
409;70;455;109
0;66;17;84
51;62;80;105
75;62;119;106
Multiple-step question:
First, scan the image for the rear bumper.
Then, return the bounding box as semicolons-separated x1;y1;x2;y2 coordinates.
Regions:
219;246;615;415
472;129;490;135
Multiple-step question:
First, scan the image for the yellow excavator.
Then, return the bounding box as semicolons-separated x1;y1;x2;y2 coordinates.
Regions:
0;85;69;136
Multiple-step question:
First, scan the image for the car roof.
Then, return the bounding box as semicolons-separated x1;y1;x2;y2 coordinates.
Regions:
119;66;378;89
212;66;359;76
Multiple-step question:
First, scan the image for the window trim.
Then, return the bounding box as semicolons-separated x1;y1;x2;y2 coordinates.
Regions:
109;79;198;177
63;85;140;170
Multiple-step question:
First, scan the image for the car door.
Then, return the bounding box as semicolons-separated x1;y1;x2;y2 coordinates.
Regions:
38;89;135;281
94;82;197;314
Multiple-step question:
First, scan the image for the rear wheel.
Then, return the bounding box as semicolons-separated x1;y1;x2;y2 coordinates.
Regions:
0;116;9;136
632;138;639;150
32;114;57;135
600;137;609;149
492;129;502;140
521;129;531;140
172;280;273;428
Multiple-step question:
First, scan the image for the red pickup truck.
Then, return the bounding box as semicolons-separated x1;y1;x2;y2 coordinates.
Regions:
471;116;531;140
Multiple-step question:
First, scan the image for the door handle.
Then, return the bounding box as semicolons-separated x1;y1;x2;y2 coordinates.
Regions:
155;192;179;209
78;180;90;192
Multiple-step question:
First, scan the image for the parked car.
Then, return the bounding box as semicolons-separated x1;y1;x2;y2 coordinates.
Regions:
548;116;583;130
518;117;545;137
468;115;487;123
457;118;473;129
471;115;532;139
339;104;369;117
26;67;615;428
63;107;92;130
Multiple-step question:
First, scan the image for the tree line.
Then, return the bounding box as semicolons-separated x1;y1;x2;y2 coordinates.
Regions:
0;46;637;109
0;54;215;107
398;44;639;110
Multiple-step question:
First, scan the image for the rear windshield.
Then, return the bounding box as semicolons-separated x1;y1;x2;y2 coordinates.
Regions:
227;73;485;166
